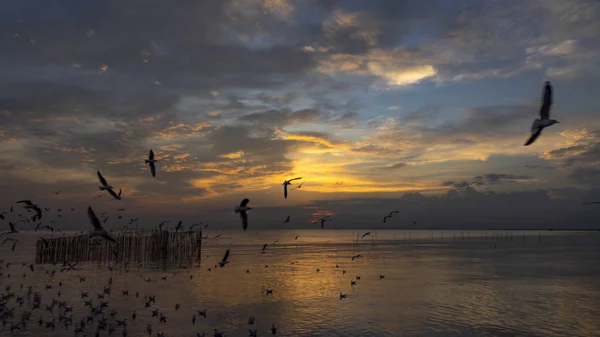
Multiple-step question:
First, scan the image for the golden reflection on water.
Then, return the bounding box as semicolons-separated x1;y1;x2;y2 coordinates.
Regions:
1;230;600;336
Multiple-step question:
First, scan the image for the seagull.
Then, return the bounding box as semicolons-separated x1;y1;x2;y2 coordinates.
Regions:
339;292;347;300
234;198;252;231
351;254;362;261
313;216;330;229
361;232;372;239
144;149;158;177
7;222;18;234
282;177;302;199
283;215;291;223
261;243;268;253
97;171;122;200
388;211;399;217
218;249;230;267
88;206;118;243
16;200;42;220
383;215;391;223
525;81;559;146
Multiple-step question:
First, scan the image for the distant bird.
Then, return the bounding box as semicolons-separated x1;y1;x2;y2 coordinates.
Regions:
282;177;302;199
218;249;230;267
525;81;559;146
283;215;291;223
87;206;118;243
16;200;42;220
97;171;122;200
361;232;371;239
55;190;61;195
339;292;347;300
144;149;158;177
383;215;391;223
261;243;268;253
294;235;300;240
388;211;399;217
380;274;385;279
234;198;252;231
313;216;330;229
351;254;362;261
6;222;18;234
293;181;306;190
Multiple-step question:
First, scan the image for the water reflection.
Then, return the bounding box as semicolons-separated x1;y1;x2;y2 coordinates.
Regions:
1;230;599;336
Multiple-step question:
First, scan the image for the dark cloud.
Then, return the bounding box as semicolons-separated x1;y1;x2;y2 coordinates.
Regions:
239;108;324;127
443;173;533;190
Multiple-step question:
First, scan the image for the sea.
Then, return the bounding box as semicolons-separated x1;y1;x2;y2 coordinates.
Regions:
1;229;600;337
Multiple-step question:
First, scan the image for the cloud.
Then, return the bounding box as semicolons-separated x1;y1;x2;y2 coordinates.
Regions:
442;173;534;190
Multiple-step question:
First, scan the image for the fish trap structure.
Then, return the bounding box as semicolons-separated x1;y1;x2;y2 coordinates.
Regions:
34;230;202;265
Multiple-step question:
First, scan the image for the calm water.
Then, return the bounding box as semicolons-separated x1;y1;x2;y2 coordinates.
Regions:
1;229;600;337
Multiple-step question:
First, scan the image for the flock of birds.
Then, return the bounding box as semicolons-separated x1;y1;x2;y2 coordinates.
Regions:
0;81;571;336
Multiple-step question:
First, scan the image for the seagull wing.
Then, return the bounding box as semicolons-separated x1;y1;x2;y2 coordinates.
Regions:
102;233;118;243
540;82;552;119
524;128;542;146
284;184;288;199
107;188;121;200
149;149;154;160
88;207;104;231
221;249;230;264
290;177;302;181
97;171;109;186
16;200;33;205
33;206;42;218
240;198;250;207
240;211;248;231
149;162;156;177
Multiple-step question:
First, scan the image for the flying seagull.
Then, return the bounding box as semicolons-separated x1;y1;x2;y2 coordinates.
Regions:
97;171;122;200
144;149;158;177
525;81;559;146
234;198;252;231
16;200;42;220
283;215;291;223
88;206;118;243
361;232;372;239
218;249;230;267
282;177;302;199
292;181;306;190
313;216;330;229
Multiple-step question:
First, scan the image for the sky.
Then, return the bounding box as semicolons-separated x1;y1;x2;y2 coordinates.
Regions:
1;0;600;230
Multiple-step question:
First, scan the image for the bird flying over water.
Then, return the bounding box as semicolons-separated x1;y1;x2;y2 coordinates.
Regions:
234;198;252;231
144;149;158;177
361;232;372;239
282;177;302;199
525;81;559;146
283;215;291;223
87;206;117;243
313;216;330;229
97;171;122;200
16;200;42;221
